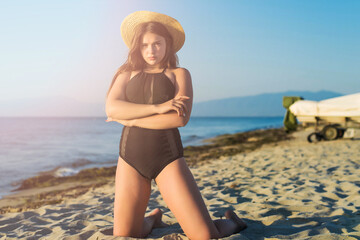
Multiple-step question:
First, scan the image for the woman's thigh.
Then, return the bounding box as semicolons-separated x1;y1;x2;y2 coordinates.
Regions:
155;158;220;240
113;156;151;237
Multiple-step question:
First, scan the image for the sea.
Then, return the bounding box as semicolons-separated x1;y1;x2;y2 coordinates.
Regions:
0;116;283;198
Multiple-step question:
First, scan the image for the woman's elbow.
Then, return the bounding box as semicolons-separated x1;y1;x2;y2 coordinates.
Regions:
179;115;190;127
106;103;122;119
105;104;114;118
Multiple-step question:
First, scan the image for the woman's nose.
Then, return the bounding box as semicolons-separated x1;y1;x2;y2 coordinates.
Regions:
149;44;156;53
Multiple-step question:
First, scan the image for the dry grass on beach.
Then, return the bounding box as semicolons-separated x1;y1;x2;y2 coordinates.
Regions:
0;127;359;239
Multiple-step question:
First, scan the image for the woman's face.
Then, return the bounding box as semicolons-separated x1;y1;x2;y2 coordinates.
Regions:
140;32;166;67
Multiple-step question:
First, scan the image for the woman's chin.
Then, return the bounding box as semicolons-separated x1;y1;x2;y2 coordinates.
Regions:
145;62;161;67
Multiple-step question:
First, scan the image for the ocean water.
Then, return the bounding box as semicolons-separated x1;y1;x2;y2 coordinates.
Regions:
0;116;283;198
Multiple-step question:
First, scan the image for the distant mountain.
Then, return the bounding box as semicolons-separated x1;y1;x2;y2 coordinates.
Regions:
191;90;343;117
0;90;343;117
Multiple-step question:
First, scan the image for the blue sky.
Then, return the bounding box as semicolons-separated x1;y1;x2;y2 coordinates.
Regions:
0;0;359;104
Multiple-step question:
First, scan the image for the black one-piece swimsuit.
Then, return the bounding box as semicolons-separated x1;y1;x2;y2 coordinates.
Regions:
119;68;184;180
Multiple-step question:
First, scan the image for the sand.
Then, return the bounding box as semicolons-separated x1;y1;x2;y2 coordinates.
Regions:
0;128;359;239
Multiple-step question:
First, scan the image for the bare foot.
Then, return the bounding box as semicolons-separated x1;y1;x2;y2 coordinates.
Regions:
225;210;247;233
148;208;169;228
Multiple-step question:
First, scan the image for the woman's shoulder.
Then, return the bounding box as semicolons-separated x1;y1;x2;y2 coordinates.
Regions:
166;68;191;85
171;67;190;73
114;70;131;78
114;70;140;83
172;67;191;79
169;67;191;78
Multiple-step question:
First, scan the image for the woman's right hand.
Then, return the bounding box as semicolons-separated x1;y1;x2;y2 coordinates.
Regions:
155;96;190;116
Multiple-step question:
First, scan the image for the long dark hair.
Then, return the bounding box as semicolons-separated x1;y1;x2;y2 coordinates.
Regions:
106;21;179;98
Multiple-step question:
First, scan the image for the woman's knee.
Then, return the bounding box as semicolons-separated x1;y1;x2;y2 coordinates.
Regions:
113;231;142;238
113;228;130;237
184;228;215;240
113;225;145;238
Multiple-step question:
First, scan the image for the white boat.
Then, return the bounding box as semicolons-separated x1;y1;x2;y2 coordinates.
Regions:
288;93;360;142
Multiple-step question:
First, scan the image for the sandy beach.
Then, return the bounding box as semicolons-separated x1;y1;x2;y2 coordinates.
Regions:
0;127;359;239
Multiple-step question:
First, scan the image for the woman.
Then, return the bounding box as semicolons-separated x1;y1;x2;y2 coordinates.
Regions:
106;11;247;239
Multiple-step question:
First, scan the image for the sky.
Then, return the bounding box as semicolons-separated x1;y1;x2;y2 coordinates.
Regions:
0;0;359;105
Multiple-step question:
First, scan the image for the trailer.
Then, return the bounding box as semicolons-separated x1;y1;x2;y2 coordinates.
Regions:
288;93;360;142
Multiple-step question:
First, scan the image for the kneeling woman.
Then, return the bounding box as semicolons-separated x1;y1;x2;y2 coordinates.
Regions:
106;11;247;239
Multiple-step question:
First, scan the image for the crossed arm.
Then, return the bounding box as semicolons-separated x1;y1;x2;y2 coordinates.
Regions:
105;68;193;130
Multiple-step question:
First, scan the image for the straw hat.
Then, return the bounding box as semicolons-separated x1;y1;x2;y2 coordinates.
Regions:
121;11;185;52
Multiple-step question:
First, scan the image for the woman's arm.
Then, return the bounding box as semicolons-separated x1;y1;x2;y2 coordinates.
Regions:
106;71;159;120
106;70;190;121
119;68;193;129
109;111;185;129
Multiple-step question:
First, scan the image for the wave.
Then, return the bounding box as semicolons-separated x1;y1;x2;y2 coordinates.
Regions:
53;167;80;177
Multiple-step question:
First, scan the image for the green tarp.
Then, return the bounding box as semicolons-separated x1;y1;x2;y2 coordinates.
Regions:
283;96;303;131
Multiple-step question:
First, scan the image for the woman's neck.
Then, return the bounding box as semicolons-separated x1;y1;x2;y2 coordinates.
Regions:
143;64;164;73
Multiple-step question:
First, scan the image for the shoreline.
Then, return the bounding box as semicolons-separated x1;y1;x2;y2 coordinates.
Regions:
0;126;359;239
0;126;291;214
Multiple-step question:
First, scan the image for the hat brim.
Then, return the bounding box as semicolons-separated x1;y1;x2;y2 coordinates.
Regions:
121;11;185;53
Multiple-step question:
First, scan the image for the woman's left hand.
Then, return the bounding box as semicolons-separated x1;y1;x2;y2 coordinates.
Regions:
106;117;136;127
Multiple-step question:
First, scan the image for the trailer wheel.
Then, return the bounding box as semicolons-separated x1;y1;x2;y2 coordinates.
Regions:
337;128;345;138
307;132;322;143
322;125;339;141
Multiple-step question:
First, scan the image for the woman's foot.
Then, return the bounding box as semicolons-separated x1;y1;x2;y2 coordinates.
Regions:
148;208;169;228
225;210;247;233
